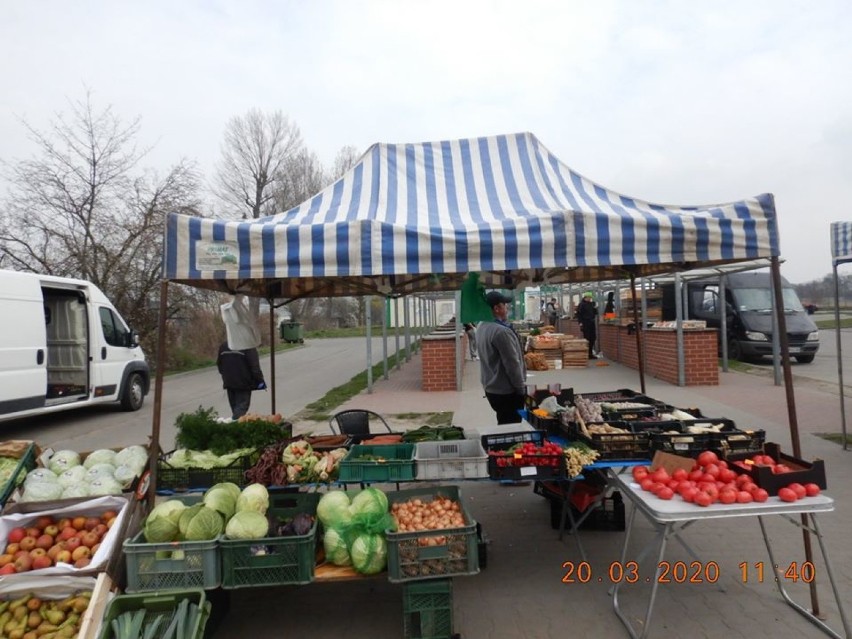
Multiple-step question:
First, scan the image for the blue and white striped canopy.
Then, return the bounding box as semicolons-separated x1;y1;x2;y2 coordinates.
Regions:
831;222;852;266
164;132;779;297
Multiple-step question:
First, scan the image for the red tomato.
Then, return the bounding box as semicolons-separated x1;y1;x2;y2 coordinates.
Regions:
752;488;769;502
657;486;674;500
672;468;688;482
736;490;754;504
718;468;737;483
787;483;807;499
697;450;719;467
640;478;656;492
667;479;681;490
698;483;719;499
773;464;792;474
804;483;821;497
718;490;737;505
651;468;670;483
676;481;695;494
688;469;705;482
651;482;667;495
717;459;729;469
681;487;699;503
693;492;713;507
778;487;798;502
632;466;649;481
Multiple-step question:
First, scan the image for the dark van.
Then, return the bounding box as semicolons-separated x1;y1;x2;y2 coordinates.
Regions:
661;272;819;363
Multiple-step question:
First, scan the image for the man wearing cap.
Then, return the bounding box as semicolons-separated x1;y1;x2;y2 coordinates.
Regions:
576;292;598;359
476;291;527;424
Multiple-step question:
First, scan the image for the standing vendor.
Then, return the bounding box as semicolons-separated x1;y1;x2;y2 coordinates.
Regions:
576;291;599;359
476;291;527;424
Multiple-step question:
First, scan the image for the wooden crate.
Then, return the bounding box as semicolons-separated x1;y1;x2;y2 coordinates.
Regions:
561;338;587;352
562;351;588;368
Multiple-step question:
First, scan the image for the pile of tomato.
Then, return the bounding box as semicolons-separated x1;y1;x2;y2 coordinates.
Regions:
488;441;563;467
631;450;820;507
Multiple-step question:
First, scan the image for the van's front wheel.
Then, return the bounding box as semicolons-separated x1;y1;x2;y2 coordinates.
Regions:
795;354;816;364
121;372;145;411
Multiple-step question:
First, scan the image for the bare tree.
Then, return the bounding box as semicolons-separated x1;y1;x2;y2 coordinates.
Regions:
332;145;361;179
0;91;201;357
214;109;303;219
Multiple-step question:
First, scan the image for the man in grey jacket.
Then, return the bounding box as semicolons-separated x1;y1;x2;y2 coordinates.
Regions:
476;291;527;424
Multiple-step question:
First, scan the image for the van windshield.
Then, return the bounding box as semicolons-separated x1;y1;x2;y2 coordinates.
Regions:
733;287;804;313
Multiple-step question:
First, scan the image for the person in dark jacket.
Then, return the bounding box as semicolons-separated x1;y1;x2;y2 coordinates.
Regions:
217;342;266;419
575;292;598;359
476;291;527;424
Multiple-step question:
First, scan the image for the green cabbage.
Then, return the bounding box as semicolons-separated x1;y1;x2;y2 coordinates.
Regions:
24;468;58;486
113;464;139;489
48;450;81;474
224;510;269;539
350;488;388;519
88;477;123;495
149;499;188;523
203;487;237;520
323;528;352;566
83;449;118;469
57;465;87;488
209;482;241;502
350;533;387;575
85;463;116;482
316;490;352;528
178;504;205;538
21;482;63;502
61;484;90;499
184;506;224;541
236;483;269;515
115;445;148;469
144;500;189;543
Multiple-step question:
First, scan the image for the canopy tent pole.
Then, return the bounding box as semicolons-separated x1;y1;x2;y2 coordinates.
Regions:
833;264;848;450
770;256;821;617
629;274;646;395
366;296;373;393
720;276;729;372
455;290;463;392
394;299;401;371
146;280;170;509
267;298;276;414
675;273;685;387
770;285;782;386
382;297;389;381
404;298;411;362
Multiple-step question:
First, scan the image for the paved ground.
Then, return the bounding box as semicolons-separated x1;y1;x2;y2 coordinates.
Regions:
215;350;852;639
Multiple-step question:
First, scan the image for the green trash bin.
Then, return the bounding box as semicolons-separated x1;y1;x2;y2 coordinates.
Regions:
279;321;304;343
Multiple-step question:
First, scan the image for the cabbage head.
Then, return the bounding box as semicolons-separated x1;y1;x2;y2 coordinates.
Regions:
350;533;387;575
316;491;352;528
61;484;90;499
83;449;117;469
115;445;148;469
184;506;224;541
88;477;123;496
224;511;269;539
21;482;63;502
236;483;269;515
149;500;187;525
57;465;87;488
113;464;139;489
350;488;388;519
203;487;236;521
323;528;352;566
25;468;58;486
48;450;81;474
144;500;187;542
85;463;117;482
209;482;241;502
178;504;205;538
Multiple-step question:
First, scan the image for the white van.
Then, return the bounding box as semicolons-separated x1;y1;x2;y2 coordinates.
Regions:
0;270;150;422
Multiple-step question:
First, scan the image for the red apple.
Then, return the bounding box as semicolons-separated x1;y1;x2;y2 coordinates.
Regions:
73;556;91;569
14;554;32;572
0;554;13;567
71;546;90;562
28;548;47;559
6;527;26;544
71;517;87;531
64;537;81;553
0;563;16;575
19;536;37;552
35;534;54;550
83;517;100;532
81;532;99;549
55;549;72;564
47;543;66;561
5;542;20;555
92;524;108;538
100;510;118;522
35;515;55;530
43;525;59;538
57;518;71;530
31;555;52;570
58;527;78;542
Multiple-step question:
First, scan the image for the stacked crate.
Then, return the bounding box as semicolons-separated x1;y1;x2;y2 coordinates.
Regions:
530;334;563;369
561;337;588;368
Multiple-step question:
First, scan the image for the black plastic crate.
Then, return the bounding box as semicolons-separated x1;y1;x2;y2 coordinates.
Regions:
570;421;653;461
524;388;574;411
572;388;642;402
156;450;255;493
481;430;565;480
527;412;567;437
647;422;712;457
680;418;766;454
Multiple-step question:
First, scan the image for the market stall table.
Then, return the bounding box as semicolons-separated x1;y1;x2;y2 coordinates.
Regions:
608;471;850;639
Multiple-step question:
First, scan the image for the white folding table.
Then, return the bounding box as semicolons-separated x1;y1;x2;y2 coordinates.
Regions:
608;472;851;639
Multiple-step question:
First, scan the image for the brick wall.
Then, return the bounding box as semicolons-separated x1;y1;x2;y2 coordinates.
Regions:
421;334;463;391
599;324;719;386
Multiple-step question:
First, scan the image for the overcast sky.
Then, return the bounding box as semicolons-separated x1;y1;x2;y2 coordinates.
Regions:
2;0;850;284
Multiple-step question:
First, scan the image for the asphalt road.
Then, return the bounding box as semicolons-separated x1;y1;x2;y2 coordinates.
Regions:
0;336;400;451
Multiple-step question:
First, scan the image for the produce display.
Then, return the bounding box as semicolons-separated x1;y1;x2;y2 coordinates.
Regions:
563;442;600;478
173;407;293;455
106;595;203;639
19;447;147;502
316;488;393;575
0;509;118;573
244;440;348;485
573;396;604;423
401;426;464;443
0;591;92;638
390;495;470;578
487;441;564;468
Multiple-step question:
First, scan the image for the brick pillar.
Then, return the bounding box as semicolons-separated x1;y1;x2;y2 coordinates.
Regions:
421;334;460;391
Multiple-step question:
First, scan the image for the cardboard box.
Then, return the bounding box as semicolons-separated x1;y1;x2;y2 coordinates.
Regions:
650;450;695;475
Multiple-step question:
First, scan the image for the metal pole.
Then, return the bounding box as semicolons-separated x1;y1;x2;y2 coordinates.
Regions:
147;280;170;508
769;257;820;618
394;299;401;370
267;300;276;414
770;282;782;386
834;265;848;450
366;296;373;393
720;276;729;372
639;277;648;365
675;273;686;387
382;297;389;381
455;290;463;391
630;275;646;394
404;297;411;362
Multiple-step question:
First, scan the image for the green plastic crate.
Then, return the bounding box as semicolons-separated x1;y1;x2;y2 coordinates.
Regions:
123;530;220;592
403;579;454;639
338;444;416;483
220;491;320;589
385;486;479;583
97;589;211;639
0;442;36;508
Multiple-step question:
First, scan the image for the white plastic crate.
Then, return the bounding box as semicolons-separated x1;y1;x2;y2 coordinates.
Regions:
414;440;488;479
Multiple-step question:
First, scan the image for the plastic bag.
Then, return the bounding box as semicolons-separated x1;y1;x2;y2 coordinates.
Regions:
539;395;567;416
221;295;260;349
